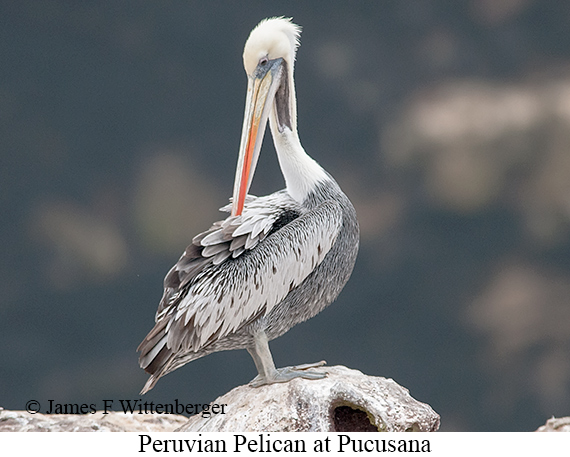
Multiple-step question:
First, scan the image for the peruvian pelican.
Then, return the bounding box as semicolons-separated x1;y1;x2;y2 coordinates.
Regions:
138;17;359;394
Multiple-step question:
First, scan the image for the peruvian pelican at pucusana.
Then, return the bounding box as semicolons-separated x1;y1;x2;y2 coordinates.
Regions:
137;17;359;394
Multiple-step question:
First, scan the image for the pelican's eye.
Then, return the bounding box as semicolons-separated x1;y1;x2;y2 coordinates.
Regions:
258;56;269;66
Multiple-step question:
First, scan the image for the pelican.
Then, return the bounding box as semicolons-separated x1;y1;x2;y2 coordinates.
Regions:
137;17;359;394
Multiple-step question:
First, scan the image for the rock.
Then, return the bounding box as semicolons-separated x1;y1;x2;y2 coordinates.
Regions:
536;417;570;432
0;408;187;432
177;365;440;432
0;366;439;432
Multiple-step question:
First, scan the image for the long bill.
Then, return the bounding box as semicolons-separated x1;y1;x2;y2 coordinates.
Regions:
231;58;284;216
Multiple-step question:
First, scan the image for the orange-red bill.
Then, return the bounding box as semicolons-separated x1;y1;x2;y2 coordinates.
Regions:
235;118;259;216
231;70;274;216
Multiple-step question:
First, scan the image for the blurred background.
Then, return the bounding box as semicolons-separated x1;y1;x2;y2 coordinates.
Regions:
2;0;570;432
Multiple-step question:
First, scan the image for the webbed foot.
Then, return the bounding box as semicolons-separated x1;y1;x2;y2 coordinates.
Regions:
249;360;327;387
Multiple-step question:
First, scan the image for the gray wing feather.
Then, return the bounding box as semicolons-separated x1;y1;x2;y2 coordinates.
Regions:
167;200;342;352
152;194;341;351
152;192;291;321
139;191;343;373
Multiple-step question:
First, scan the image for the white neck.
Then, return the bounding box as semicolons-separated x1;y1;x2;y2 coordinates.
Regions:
268;74;329;203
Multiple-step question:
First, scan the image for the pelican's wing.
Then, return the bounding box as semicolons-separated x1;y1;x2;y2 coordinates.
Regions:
138;192;343;371
153;191;297;320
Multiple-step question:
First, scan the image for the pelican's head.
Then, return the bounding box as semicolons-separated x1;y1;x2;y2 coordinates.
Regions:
242;17;301;78
232;18;302;216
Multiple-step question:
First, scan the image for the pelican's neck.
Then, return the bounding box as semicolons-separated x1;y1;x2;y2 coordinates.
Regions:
268;74;329;203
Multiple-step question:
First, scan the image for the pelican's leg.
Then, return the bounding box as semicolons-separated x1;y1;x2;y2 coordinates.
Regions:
247;331;277;381
247;331;327;387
